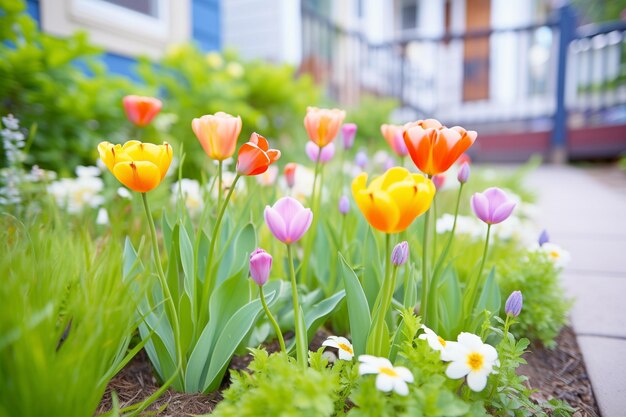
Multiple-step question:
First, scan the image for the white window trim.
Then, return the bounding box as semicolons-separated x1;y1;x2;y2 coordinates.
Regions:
41;0;191;58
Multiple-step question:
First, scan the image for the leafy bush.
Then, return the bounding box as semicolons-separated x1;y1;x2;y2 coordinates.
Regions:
496;251;573;347
0;0;141;174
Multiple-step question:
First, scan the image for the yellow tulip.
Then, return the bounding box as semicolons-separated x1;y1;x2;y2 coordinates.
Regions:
352;167;435;233
98;140;173;193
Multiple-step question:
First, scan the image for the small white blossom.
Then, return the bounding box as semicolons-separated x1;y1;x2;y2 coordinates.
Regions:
117;187;132;199
534;242;571;268
75;165;101;178
47;176;105;214
96;207;109;225
442;332;498;392
418;325;458;361
322;336;354;361
359;355;414;396
172;178;205;215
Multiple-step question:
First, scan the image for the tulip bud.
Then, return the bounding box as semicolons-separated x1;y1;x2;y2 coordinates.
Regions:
391;241;409;266
538;229;549;247
249;248;273;286
457;162;470;184
432;174;445;191
355;150;368;170
341;123;357;150
504;291;523;317
339;195;350;215
284;163;297;188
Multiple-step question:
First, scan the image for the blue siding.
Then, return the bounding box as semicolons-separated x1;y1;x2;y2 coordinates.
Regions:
192;0;221;51
24;0;221;78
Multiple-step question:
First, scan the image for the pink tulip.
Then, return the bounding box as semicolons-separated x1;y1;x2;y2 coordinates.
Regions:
381;124;408;157
122;95;162;127
305;141;335;164
471;187;516;225
432;174;446;191
249;248;273;286
457;162;470;184
264;197;313;244
341;123;357;150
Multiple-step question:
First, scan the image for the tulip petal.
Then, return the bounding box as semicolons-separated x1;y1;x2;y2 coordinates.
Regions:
483;187;509;211
273;196;305;225
491;201;516;224
285;208;312;243
471;192;490;224
264;206;288;243
237;142;270;176
112;161;161;193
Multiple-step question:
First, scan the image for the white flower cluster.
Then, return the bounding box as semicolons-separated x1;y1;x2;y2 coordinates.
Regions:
47;166;105;214
0;114;27;206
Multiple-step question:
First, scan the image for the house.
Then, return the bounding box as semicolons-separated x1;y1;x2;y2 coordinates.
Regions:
26;0;221;77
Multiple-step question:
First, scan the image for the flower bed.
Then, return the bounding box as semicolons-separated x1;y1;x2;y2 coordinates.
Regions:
1;102;577;416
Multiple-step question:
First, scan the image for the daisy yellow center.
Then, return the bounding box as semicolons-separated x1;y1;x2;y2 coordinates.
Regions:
438;336;447;347
549;251;560;258
467;352;484;371
338;343;353;355
379;367;398;377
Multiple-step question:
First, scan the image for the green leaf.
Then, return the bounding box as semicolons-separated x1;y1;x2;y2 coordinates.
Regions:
202;290;277;392
339;253;371;356
476;267;501;316
122;237;143;282
304;289;345;341
184;270;250;391
178;224;195;299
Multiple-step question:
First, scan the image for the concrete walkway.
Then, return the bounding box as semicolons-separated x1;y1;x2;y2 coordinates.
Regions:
526;166;626;417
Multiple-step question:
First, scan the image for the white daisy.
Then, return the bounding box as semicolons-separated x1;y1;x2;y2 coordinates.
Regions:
442;332;498;392
538;242;571;268
358;355;414;396
418;325;457;361
321;336;354;361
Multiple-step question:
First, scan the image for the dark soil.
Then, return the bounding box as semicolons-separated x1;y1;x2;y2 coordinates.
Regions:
520;326;600;417
97;327;600;416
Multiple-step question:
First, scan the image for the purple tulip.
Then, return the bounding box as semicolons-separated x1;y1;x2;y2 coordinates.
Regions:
342;123;357;150
471;187;516;225
355;150;368;170
391;241;409;266
504;290;523;317
264;196;313;244
339;195;350;215
538;229;549;246
305;141;335;164
457;162;470;184
250;248;272;286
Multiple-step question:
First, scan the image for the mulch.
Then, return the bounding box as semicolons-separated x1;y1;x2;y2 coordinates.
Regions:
97;327;600;416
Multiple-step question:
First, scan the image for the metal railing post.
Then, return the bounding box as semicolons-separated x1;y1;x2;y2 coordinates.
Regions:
551;3;576;164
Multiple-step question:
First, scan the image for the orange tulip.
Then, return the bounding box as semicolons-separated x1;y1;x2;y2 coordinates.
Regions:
191;112;242;161
122;95;162;127
304;107;346;148
284;162;297;188
236;133;281;176
403;119;476;176
98;140;172;192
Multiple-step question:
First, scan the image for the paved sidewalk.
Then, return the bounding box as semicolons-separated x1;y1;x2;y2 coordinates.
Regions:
526;166;626;417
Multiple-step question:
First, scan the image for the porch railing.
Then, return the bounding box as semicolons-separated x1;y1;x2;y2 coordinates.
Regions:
301;3;626;159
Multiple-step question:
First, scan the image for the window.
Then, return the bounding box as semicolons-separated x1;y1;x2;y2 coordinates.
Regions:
401;1;418;31
41;0;190;58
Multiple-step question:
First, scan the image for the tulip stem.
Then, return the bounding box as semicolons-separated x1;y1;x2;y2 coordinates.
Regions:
259;285;286;353
199;174;241;329
301;151;323;287
463;224;491;328
420;192;432;323
141;193;182;390
287;244;308;368
428;183;464;332
217;160;223;211
369;233;397;356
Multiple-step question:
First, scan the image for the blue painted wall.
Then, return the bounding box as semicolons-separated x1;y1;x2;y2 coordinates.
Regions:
26;0;221;78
